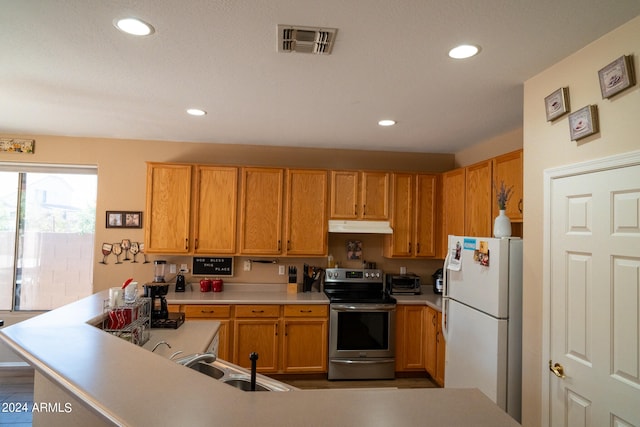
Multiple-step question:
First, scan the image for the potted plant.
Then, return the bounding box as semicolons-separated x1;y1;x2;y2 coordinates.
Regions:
493;180;513;238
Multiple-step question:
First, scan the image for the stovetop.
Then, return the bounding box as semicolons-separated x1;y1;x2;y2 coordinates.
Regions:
323;268;396;304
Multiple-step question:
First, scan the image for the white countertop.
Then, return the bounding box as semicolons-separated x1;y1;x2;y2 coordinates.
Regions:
0;290;519;426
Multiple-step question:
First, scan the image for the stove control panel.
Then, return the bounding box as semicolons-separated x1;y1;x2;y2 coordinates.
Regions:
325;268;383;282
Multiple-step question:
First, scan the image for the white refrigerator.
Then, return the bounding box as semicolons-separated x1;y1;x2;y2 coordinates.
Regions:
442;235;522;422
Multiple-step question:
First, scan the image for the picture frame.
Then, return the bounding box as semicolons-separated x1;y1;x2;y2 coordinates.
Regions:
568;105;599;141
544;87;570;121
598;55;636;99
106;211;143;228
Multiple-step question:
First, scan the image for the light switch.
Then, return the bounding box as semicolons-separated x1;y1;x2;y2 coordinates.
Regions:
244;260;251;271
278;265;285;275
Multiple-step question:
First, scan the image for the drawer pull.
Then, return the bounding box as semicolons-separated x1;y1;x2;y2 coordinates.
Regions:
201;310;215;314
300;310;313;313
252;310;265;313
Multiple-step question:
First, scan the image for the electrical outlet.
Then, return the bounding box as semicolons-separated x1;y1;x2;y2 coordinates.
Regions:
278;265;285;275
180;263;188;272
169;264;177;274
244;260;251;271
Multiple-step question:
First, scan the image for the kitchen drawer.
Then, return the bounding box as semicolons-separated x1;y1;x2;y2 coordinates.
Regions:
283;304;328;318
183;305;231;318
235;305;280;318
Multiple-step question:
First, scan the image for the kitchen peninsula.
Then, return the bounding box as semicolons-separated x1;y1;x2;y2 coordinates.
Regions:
0;290;519;427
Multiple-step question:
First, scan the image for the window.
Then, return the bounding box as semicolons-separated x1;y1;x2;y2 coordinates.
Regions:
0;165;97;310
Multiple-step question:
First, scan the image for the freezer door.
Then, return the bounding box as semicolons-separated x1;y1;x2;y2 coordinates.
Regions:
445;236;512;318
444;299;508;411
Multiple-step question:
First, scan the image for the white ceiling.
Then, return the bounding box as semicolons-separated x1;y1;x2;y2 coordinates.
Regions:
2;1;639;154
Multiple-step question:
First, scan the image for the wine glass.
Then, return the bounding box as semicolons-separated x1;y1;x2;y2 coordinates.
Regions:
112;242;123;264
121;239;131;261
100;243;113;264
139;243;150;264
129;242;140;263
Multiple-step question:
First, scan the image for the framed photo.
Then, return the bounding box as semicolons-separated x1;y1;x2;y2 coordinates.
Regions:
598;55;636;99
568;105;599;141
106;211;143;228
544;87;570;121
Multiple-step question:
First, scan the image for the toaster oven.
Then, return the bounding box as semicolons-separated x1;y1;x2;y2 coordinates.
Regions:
386;274;421;295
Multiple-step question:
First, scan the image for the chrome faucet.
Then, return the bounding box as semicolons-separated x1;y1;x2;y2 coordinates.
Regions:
151;340;172;352
173;352;217;368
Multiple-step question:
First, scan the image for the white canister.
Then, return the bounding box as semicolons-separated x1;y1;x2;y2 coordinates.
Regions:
109;287;124;307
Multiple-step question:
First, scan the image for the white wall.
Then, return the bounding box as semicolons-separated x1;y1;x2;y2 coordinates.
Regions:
522;15;640;427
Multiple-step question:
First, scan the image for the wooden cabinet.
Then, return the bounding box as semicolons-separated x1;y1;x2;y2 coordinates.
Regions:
330;170;389;220
440;168;465;258
385;173;438;258
465;160;493;238
281;305;328;373
144;163;239;255
239;167;284;255
144;163;193;253
192;166;238;254
395;305;425;372
284;169;328;256
233;305;280;372
492;149;523;222
183;304;232;361
425;306;445;386
233;304;329;374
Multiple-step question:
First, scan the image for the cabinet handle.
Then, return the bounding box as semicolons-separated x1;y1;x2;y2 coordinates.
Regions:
518;199;523;214
299;310;312;313
436;330;440;344
195;238;199;250
251;310;265;314
275;324;278;336
185;238;189;250
363;204;366;215
408;242;412;253
201;310;216;314
354;204;358;215
278;240;281;251
284;325;288;336
287;240;291;251
416;243;420;254
432;314;436;326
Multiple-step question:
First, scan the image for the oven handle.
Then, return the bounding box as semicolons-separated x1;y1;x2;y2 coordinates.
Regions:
330;358;396;365
330;304;396;312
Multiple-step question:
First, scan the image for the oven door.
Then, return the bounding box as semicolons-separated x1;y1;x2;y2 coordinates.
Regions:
329;303;396;359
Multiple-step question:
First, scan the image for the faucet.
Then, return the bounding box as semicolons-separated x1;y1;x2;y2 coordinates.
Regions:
173;352;217;368
151;341;172;352
249;352;259;391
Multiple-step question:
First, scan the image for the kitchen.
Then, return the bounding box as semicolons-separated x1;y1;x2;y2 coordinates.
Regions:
1;4;640;427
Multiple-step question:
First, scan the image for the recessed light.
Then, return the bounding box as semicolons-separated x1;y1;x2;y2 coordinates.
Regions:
448;44;480;59
378;119;396;127
114;18;155;36
187;108;207;116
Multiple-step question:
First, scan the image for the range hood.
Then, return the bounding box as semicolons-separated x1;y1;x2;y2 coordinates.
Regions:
328;220;393;234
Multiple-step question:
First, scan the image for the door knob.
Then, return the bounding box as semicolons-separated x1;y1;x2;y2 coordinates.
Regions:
549;360;566;378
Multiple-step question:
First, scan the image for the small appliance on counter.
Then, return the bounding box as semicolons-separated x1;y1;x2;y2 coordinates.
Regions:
175;272;186;292
153;260;167;283
386;273;421;295
143;283;184;329
432;268;444;294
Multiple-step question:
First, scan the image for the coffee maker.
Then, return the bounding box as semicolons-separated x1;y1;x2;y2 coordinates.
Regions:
144;283;169;322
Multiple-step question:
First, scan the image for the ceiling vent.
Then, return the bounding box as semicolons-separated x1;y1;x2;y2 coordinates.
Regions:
277;25;337;55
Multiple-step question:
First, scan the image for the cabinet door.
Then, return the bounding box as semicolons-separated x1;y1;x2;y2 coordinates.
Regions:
330;170;359;219
442;168;465;249
386;173;413;257
424;307;438;377
193;166;238;254
414;174;437;257
233;319;280;373
144;163;192;253
183;305;232;361
395;305;425;371
361;171;389;220
239;167;284;254
282;318;328;373
435;311;446;386
285;169;328;255
492;149;523;222
465;160;493;237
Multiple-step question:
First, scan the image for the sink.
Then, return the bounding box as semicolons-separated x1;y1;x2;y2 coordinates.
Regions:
189;361;225;379
222;378;270;392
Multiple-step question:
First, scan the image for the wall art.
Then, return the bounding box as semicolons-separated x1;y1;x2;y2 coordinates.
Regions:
568;105;599;141
0;138;35;153
544;87;570;121
598;55;636;99
106;211;143;228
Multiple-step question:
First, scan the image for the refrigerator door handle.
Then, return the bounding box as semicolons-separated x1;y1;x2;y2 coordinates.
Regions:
442;250;451;298
442;298;449;342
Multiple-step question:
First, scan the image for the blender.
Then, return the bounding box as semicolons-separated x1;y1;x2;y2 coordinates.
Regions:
153;260;166;282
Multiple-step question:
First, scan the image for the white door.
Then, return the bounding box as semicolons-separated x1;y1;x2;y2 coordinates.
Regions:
548;162;640;426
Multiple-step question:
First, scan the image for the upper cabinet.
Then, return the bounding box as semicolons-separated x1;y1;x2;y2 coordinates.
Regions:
384;173;438;258
330;170;389;220
492;150;523;222
144;163;193;254
239;167;284;255
285;169;328;256
441;167;466;243
464;160;493;238
192;166;238;254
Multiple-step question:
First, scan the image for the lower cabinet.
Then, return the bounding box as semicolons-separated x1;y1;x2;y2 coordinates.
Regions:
395;305;425;372
282;305;328;373
182;305;232;362
425;306;446;386
233;305;281;372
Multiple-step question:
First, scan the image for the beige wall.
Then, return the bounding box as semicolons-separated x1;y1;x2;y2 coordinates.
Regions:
521;16;640;427
0;135;454;293
455;127;523;167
